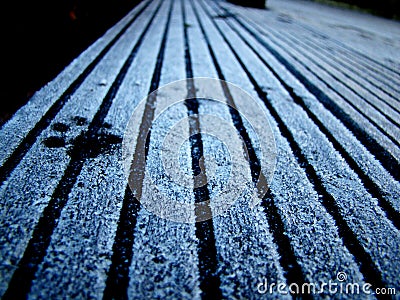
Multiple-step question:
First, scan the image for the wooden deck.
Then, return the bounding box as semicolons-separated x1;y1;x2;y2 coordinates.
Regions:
0;0;399;298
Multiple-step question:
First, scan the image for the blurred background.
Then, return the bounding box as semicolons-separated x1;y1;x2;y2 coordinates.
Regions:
315;0;399;19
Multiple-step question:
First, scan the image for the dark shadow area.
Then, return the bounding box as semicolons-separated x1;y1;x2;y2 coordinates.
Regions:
1;0;142;126
313;0;400;19
227;0;267;9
